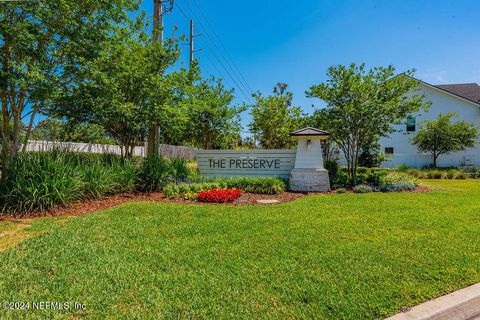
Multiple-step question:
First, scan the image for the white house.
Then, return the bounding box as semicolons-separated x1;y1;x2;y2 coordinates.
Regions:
379;78;480;168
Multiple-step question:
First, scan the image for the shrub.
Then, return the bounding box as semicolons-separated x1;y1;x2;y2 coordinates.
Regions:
187;166;201;181
383;172;419;186
331;171;352;189
353;185;372;193
376;172;418;192
163;182;222;199
137;155;172;192
111;160;137;193
426;170;444;179
332;167;390;188
456;172;468;180
0;152;84;213
163;177;286;199
396;164;410;172
445;169;458;179
0;151;141;214
191;177;287;194
80;162;117;199
365;171;386;186
379;182;416;192
402;167;470;180
324;159;339;180
406;168;423;179
233;177;286;194
171;158;189;183
197;189;242;203
163;184;178;198
335;188;347;194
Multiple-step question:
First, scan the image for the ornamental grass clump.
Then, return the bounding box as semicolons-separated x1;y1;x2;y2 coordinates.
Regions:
171;158;189;184
0;152;83;213
377;172;418;192
80;162;118;199
0;151;138;214
137;154;172;192
402;168;468;180
197;189;242;203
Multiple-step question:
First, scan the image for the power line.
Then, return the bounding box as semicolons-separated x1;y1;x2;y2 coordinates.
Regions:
179;0;253;99
175;1;254;104
176;2;252;103
174;4;238;93
190;0;254;94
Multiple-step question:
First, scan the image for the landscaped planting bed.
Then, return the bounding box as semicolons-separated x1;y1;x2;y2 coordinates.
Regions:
0;151;291;216
0;180;479;319
326;165;421;193
0;151;436;217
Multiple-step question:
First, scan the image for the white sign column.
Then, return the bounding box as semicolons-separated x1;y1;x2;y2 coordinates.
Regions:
289;127;331;192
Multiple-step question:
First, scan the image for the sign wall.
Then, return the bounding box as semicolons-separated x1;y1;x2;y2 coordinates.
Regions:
196;150;296;179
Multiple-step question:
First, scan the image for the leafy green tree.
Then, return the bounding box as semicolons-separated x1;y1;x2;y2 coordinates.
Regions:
30;119;64;142
65;122;113;144
186;75;245;149
48;26;187;158
248;83;304;149
308;109;339;162
31;119;113;144
0;0;137;170
307;64;429;178
237;136;257;150
412;113;479;167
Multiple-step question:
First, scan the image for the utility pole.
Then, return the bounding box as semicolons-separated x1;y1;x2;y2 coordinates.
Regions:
189;19;201;70
148;0;173;155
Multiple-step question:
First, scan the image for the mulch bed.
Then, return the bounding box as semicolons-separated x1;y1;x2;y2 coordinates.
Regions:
0;186;431;221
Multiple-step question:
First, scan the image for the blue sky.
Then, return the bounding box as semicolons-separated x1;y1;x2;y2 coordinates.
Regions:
142;0;480;132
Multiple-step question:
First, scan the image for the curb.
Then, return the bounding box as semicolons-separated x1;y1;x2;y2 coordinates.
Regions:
386;283;480;320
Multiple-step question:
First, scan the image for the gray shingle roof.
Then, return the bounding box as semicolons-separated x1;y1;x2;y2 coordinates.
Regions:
290;127;330;136
435;83;480;105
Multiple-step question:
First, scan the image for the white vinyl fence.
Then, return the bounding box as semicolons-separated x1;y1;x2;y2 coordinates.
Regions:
23;140;197;160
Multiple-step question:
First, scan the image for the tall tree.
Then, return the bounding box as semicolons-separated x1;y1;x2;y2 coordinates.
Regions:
308;109;339;163
307;64;429;178
412;113;479;167
187;75;245;149
0;0;137;170
248;83;304;149
48;28;185;158
31;119;113;144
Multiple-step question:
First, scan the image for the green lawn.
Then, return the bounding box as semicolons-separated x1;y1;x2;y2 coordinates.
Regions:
1;180;480;319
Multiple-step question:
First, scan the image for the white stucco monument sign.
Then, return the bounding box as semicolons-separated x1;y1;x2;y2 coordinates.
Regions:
288;127;331;192
196;127;331;192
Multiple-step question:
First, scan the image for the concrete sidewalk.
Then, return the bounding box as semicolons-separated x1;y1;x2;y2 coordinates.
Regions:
386;283;480;320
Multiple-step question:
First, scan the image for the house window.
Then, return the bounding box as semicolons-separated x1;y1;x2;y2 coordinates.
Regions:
385;147;394;155
406;117;416;132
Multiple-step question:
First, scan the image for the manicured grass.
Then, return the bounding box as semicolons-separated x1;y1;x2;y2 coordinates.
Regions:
1;180;480;319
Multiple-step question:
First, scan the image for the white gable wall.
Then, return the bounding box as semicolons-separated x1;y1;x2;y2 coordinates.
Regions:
379;83;480;168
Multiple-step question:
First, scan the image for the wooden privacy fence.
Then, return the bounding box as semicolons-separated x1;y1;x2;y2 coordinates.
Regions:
22;140;197;160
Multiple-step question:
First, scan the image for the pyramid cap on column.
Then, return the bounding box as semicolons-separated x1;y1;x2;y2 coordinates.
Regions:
290;127;330;140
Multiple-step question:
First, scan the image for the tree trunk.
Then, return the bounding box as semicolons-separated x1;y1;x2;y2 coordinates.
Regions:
22;103;38;152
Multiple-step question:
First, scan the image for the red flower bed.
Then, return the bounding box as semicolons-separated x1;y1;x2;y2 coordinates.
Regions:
197;188;242;203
